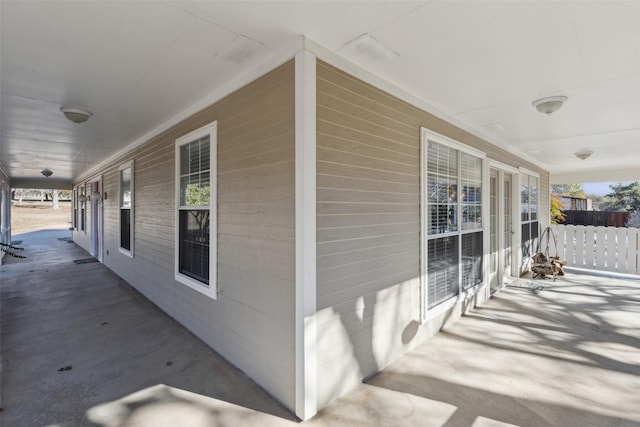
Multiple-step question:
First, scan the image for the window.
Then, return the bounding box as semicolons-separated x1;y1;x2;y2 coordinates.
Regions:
119;161;134;256
72;188;78;230
422;129;485;313
80;185;86;233
520;172;539;267
175;122;217;297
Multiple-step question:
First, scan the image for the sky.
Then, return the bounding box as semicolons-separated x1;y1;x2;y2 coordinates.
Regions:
582;181;633;196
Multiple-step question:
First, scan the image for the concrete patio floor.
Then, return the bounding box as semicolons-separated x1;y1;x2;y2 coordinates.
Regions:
1;229;639;427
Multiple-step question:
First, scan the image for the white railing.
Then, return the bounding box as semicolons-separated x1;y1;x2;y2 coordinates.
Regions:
549;224;639;275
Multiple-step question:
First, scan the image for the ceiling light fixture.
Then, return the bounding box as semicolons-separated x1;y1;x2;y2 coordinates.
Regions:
41;168;53;177
574;150;593;160
532;96;567;115
60;107;92;124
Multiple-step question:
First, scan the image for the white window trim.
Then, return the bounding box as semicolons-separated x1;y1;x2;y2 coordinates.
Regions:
420;128;487;322
518;168;540;226
488;159;520;175
518;169;540;271
518;167;540;179
88;174;104;261
174;121;217;299
72;188;78;230
118;160;134;258
80;184;87;234
486;160;520;296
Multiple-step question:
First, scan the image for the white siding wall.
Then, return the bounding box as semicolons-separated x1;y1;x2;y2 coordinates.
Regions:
316;60;550;407
72;61;297;411
68;56;552;413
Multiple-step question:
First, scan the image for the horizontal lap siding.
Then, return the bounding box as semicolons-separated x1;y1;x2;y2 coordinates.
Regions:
316;61;422;407
316;60;549;407
317;60;425;304
538;169;550;227
75;61;296;411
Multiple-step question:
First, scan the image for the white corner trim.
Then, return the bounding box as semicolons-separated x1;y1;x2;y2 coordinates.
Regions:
76;36;305;183
294;48;317;421
419;129;428;323
302;38;548;172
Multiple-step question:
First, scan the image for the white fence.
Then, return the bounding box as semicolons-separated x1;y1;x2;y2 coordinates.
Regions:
549;224;639;275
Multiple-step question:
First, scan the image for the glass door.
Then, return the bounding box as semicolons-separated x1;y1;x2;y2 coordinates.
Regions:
489;168;515;295
489;169;499;293
502;173;514;284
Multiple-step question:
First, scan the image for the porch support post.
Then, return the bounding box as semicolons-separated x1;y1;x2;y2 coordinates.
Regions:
0;181;11;265
0;188;6;242
294;47;317;420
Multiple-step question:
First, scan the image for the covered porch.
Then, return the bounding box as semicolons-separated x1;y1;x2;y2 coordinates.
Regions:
2;2;640;420
2;230;638;426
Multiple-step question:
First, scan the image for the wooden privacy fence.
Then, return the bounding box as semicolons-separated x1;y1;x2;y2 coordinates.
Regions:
549;224;639;275
561;210;629;227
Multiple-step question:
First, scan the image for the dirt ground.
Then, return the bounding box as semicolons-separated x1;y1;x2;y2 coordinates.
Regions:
10;201;73;235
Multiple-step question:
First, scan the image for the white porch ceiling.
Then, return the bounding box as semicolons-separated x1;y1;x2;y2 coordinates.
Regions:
1;1;639;187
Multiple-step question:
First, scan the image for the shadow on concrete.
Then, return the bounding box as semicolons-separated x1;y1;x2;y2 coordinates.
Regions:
1;230;297;427
86;384;296;427
368;372;637;427
4;230;640;426
359;273;640;427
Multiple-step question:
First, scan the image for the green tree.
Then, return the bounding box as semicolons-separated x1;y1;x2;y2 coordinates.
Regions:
587;194;604;210
550;183;586;198
185;183;210;238
550;195;565;224
627;211;640;228
604;181;640;211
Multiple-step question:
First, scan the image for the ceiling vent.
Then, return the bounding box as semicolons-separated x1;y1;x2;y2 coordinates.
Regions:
218;35;265;64
342;34;399;62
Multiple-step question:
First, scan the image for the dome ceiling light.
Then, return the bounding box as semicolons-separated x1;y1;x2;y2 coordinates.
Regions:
574;150;593;160
60;107;92;124
41;168;53;177
532;96;567;115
